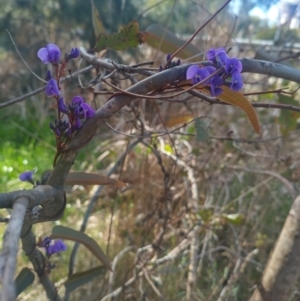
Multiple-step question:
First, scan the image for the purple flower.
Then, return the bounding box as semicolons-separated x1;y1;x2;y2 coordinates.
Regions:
58;97;69;114
70;96;95;119
72;96;84;105
19;171;34;184
225;57;242;74
41;237;67;256
65;48;80;60
46;78;60;97
210;75;224;96
228;70;243;91
186;65;211;85
47;240;67;256
206;47;228;69
37;43;61;64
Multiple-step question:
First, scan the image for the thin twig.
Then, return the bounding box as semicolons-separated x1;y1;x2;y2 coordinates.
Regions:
165;0;232;67
0;65;93;109
6;30;46;84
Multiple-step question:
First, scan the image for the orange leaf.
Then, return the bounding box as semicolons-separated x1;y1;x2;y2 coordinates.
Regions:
177;79;260;133
164;113;193;127
218;86;260;134
196;86;260;134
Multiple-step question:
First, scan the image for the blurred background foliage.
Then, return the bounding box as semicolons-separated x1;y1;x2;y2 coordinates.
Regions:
2;0;300;300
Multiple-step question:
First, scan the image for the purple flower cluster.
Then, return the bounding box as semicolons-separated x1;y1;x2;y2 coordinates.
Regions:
50;96;95;137
40;237;67;256
37;43;94;141
37;44;80;65
186;47;243;96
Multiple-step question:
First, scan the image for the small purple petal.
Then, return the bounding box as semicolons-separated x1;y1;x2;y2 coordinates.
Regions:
210;75;224;97
229;71;243;91
217;51;228;67
66;47;80;60
225;57;242;74
58;97;69;114
206;48;216;62
72;96;84;105
47;240;67;255
187;65;216;85
186;65;200;80
82;103;95;118
206;47;228;69
37;47;50;64
45;70;52;81
46;44;61;64
46;78;60;97
19;171;34;184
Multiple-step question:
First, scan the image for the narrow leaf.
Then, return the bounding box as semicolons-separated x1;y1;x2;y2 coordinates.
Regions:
51;226;112;270
66;172;126;187
223;213;245;225
195;119;209;142
143;24;200;61
164;113;193;127
15;268;35;296
64;266;106;294
177;81;260;133
91;0;105;38
218;86;260;134
94;20;143;51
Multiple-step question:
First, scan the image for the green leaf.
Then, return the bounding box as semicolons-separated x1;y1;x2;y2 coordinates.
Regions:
94;20;143;51
64;266;106;294
143;24;200;61
278;94;300;135
91;0;105;38
51;226;112;270
223;213;245;225
15;268;35;296
195;119;209;142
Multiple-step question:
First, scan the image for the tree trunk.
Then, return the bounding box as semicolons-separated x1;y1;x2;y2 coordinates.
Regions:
249;195;300;301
